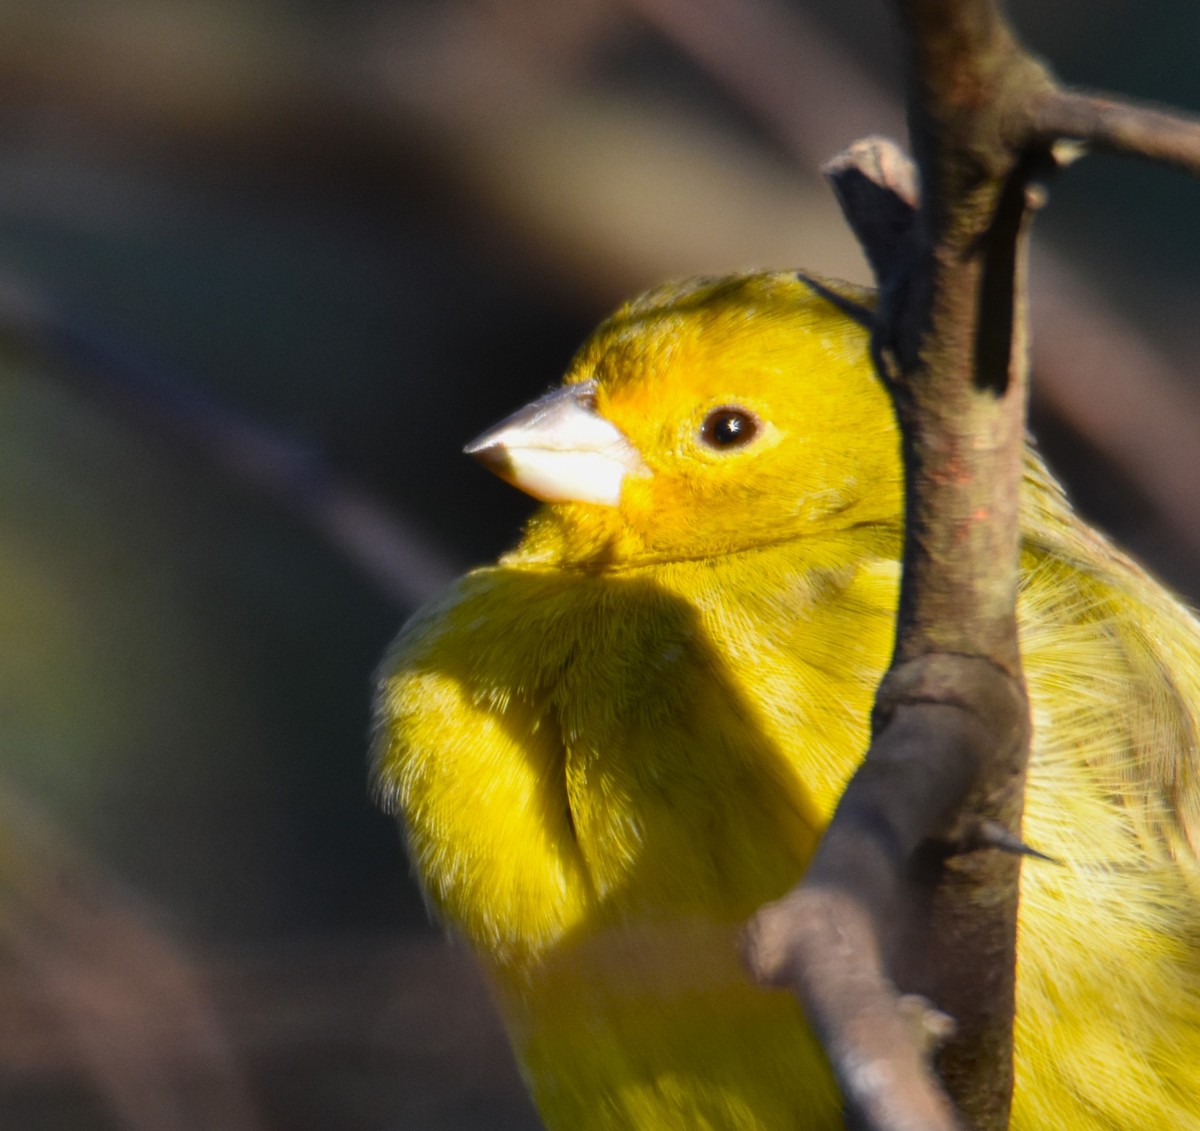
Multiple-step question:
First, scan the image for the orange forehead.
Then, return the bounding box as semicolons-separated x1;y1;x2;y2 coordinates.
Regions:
564;274;876;441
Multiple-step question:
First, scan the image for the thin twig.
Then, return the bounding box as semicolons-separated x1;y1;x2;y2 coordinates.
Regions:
0;273;460;610
1029;88;1200;175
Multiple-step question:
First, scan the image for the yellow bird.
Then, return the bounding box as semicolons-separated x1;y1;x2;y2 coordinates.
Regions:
372;272;1200;1129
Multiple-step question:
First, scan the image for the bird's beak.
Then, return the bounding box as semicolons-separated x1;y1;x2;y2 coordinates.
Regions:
464;380;650;507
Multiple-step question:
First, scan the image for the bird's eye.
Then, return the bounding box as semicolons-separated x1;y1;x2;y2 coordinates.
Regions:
700;407;760;449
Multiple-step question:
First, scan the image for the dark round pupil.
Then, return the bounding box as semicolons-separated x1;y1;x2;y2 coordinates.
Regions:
702;408;757;448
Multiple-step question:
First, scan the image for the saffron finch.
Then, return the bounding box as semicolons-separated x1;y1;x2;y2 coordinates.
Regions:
373;272;1200;1129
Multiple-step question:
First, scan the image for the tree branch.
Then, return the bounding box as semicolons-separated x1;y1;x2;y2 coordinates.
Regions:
1029;88;1200;174
746;0;1200;1124
741;0;1200;1124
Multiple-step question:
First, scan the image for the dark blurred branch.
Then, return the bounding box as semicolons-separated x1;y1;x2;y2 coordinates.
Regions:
0;274;460;609
1030;254;1200;568
623;0;902;160
0;930;522;1101
0;917;533;1128
0;788;261;1131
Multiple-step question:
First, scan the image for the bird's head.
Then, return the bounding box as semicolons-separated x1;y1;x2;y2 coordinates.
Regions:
467;272;903;569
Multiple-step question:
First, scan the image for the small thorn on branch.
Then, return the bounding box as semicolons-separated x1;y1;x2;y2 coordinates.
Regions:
1049;138;1088;169
897;994;957;1057
955;819;1061;864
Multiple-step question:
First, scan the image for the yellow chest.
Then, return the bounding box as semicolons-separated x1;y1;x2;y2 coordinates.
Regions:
375;533;1200;1130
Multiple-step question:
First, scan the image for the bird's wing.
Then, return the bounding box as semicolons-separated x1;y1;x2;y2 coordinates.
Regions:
371;569;593;961
1019;451;1200;870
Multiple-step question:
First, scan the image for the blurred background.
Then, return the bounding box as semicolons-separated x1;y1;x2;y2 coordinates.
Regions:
2;1;1200;1127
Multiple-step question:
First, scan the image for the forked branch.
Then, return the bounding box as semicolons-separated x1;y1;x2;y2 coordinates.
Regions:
743;2;1200;1130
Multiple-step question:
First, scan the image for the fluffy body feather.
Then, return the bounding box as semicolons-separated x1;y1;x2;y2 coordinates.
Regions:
373;273;1200;1129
